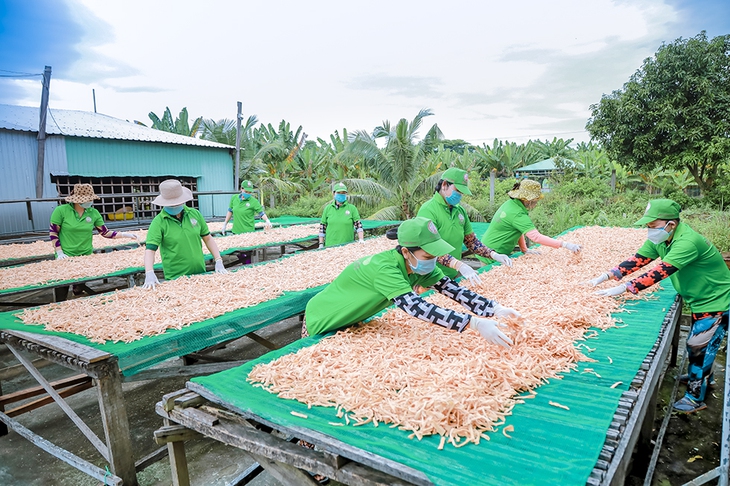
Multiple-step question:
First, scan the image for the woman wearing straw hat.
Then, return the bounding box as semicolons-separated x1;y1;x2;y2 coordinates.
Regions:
221;180;273;236
50;183;138;260
303;217;521;347
589;199;730;413
318;182;364;248
142;180;228;289
417;167;512;286
478;179;581;263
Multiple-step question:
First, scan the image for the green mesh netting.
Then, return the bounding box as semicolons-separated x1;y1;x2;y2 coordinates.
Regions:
192;281;677;486
0;285;324;376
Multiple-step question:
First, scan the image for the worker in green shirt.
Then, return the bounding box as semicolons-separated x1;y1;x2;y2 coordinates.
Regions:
49;183;137;259
417;167;512;285
142;180;228;289
302;217;521;347
319;182;364;248
478;179;581;262
589;199;730;413
221;180;273;235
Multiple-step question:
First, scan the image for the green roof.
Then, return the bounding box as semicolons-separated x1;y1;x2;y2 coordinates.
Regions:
515;157;581;173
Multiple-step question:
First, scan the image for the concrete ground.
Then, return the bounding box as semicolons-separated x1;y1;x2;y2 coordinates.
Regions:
0;314;341;486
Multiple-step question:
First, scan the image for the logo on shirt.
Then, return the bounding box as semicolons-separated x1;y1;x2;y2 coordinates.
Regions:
463;173;469;183
500;211;507;219
428;221;438;234
191;218;198;226
85;217;92;223
458;214;464;224
644;202;651;215
345;210;350;215
246;203;250;207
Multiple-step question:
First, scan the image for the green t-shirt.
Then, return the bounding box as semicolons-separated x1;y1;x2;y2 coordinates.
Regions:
50;204;105;256
305;248;444;335
416;193;473;278
480;198;536;258
145;207;210;280
228;194;264;234
635;222;730;313
321;201;361;246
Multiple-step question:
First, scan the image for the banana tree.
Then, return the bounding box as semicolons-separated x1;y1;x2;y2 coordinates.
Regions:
147;107;202;137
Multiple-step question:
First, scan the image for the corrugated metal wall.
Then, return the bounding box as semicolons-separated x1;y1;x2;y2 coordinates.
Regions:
65;138;234;218
0;130;67;234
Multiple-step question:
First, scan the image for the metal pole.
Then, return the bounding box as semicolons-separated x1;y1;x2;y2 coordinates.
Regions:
611;168;617;193
35;65;52;198
92;89;97;113
490;169;496;204
720;321;730;486
235;101;242;191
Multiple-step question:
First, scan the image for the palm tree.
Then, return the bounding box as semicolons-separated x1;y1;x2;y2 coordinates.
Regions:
199;115;261;181
345;109;444;220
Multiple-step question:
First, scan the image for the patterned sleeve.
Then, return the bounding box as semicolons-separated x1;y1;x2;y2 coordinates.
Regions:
625;262;678;294
49;223;61;249
95;225;118;239
319;222;327;238
354;220;363;233
392;291;471;332
608;253;655;279
463;233;494;258
432;277;496;316
436;254;456;268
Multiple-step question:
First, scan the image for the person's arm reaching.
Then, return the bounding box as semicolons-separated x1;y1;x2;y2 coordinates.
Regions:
202;234;228;274
525;229;580;253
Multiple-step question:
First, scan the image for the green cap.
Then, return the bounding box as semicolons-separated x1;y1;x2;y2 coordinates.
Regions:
333;182;348;193
397;217;455;256
441;167;472;195
634;199;681;226
241;180;255;191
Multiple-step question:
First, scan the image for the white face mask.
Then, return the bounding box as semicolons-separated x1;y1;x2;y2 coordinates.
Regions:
647;223;673;244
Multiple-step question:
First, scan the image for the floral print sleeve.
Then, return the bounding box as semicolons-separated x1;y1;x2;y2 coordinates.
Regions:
625;262;678;294
608;253;654;280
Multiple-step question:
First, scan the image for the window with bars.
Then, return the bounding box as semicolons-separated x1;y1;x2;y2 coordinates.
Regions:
50;175;199;222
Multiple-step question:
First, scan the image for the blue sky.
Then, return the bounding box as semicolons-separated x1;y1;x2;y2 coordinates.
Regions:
1;0;728;145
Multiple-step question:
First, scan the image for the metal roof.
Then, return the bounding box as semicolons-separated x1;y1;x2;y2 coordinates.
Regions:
515;157;582;173
0;104;234;149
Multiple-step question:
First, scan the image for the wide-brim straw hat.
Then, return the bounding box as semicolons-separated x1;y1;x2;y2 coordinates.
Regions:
152;179;193;207
65;183;100;204
508;179;544;201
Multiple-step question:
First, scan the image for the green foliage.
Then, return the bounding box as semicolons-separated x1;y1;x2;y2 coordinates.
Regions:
587;31;730;193
147;107;202;137
265;195;331;218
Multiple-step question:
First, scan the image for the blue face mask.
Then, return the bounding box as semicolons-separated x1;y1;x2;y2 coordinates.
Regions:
80;202;93;209
164;204;185;215
444;190;462;206
407;251;437;275
647;223;673;244
334;193;347;203
241;192;252;200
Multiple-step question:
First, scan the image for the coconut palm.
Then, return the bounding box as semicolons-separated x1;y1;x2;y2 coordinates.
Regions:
200;115;261;181
344;109;445;220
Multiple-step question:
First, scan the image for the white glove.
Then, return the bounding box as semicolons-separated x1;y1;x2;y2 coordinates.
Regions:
595;283;626;297
142;271;160;290
587;273;610;287
56;249;68;260
562;241;581;253
358;238;365;244
221;222;228;236
493;303;521;319
489;251;513;268
214;259;228;274
457;262;482;285
119;232;138;240
470;317;513;348
318;242;324;249
263;220;273;230
525;248;541;255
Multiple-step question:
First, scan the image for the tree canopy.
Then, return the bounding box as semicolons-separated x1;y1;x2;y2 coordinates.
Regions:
586;31;730;193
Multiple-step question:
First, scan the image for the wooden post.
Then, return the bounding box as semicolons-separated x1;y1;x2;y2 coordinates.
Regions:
96;361;138;486
235;101;242;191
490;169;496;204
0;379;7;436
611;168;616;193
36;65;52;198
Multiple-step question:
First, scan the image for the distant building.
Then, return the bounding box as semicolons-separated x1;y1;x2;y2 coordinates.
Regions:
514;157;582;180
0;104;235;236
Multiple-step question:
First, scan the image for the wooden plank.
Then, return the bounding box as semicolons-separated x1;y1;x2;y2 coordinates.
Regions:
605;296;681;486
5;343;110;460
0;357;53;381
0;410;123;485
96;357;138;486
135;446;168;472
162;389;192;412
228;462;264;486
1;329;111;363
168;441;191;486
245;332;279;351
154;425;202;444
122;360;249;382
187;382;433;486
0;374;91;406
7;381;94;417
0;379;6;436
246;450;319;485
